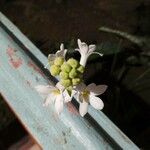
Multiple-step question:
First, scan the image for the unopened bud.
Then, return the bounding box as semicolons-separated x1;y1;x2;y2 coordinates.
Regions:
61;62;72;73
60;79;72;87
50;65;60;76
66;86;73;96
54;57;64;66
60;71;69;79
69;68;78;79
77;65;85;73
67;58;79;68
72;78;81;86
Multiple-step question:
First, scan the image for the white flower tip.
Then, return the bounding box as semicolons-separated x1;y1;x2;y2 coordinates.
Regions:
80;113;85;117
89;44;96;52
75;48;79;52
79;110;86;117
48;54;51;59
100;85;108;94
99;102;104;110
100;53;103;56
79;101;88;117
60;43;64;50
77;39;81;44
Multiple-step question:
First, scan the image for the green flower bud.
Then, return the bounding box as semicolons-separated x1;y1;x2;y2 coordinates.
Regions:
50;65;60;76
72;78;81;86
77;65;85;74
60;79;72;87
67;58;79;68
66;86;73;96
69;68;78;79
60;71;69;79
54;57;64;66
61;62;72;73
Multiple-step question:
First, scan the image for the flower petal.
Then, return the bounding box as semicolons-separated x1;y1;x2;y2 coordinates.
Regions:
55;95;64;115
81;43;89;54
71;89;77;97
56;82;65;91
56;43;67;57
76;91;84;103
86;83;96;91
77;39;82;50
56;49;67;57
43;94;55;106
89;95;104;110
79;101;88;117
35;85;54;95
60;43;64;50
89;44;96;53
63;90;72;103
75;48;80;53
87;83;107;96
75;83;86;92
48;54;56;64
77;39;89;54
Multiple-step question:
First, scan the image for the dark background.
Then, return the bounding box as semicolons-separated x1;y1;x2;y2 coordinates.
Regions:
0;0;150;149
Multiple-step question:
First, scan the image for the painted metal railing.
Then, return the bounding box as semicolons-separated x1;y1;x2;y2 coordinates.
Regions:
0;12;139;150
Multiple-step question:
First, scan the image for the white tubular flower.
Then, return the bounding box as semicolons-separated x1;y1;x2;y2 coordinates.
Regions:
45;43;67;68
55;43;67;57
35;82;72;115
76;83;107;117
75;39;103;67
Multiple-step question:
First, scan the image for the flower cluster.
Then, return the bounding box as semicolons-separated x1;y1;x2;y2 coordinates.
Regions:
35;39;107;117
50;57;84;88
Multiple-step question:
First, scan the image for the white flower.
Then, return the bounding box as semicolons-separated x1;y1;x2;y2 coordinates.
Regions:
45;43;67;68
75;39;103;67
35;82;73;115
76;83;107;117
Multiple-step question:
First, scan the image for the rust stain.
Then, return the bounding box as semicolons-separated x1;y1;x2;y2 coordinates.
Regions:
6;47;23;69
10;58;23;69
27;60;44;76
66;102;79;115
7;47;14;56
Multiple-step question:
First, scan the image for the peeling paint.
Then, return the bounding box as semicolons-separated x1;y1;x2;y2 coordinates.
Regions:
6;47;23;69
10;58;23;69
7;47;14;56
66;102;79;115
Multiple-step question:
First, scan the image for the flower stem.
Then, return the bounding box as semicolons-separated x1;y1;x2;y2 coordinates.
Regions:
80;56;88;67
